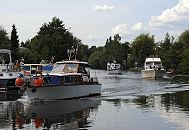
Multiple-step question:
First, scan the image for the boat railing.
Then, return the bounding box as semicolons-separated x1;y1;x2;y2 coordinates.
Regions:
145;64;164;70
0;63;20;72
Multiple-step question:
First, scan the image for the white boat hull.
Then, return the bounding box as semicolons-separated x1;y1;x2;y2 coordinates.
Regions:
142;69;165;79
26;84;101;100
0;72;22;92
107;69;122;74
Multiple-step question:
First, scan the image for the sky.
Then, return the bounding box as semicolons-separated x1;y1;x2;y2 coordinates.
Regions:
0;0;188;47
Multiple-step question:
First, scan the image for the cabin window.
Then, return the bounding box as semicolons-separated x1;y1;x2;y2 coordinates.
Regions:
64;64;78;73
154;62;161;66
146;62;152;66
78;65;87;74
64;76;78;84
24;66;30;71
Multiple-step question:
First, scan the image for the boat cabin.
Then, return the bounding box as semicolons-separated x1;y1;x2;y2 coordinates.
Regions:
50;61;90;74
144;58;163;70
23;64;43;76
45;60;98;85
107;62;121;71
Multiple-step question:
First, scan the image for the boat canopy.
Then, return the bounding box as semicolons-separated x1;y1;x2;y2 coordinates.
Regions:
145;58;161;63
56;60;93;67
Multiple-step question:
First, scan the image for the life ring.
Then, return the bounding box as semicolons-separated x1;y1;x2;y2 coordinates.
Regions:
15;77;25;88
33;77;44;87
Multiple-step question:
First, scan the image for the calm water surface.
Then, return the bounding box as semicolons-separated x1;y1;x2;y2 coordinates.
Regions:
1;70;189;130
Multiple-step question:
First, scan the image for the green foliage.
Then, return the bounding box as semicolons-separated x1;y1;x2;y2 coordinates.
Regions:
89;34;130;69
1;18;189;75
130;33;155;67
17;48;40;63
28;17;80;63
88;48;108;69
0;26;10;49
10;24;19;60
77;44;90;61
178;48;189;74
178;29;189;48
157;29;189;74
157;33;174;71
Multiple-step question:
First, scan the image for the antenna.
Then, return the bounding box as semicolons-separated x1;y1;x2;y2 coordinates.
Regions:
67;46;75;60
75;44;78;60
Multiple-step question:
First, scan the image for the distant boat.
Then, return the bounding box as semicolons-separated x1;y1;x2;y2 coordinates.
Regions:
0;49;22;92
107;61;121;74
17;47;101;100
142;58;165;79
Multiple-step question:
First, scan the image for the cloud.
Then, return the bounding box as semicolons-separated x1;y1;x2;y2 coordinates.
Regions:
132;22;143;31
112;23;129;35
83;34;106;47
149;0;189;28
112;22;144;38
93;5;115;11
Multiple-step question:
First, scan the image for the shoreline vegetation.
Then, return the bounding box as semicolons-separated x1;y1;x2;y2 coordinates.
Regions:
0;17;189;75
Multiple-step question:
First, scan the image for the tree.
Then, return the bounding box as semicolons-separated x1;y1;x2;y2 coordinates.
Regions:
10;24;19;61
178;29;189;49
77;44;90;61
29;17;80;63
0;26;10;49
178;48;189;74
158;33;174;71
89;34;130;69
130;33;155;67
88;48;108;69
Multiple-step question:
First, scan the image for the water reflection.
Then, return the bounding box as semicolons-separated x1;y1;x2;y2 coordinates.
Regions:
0;92;22;101
1;71;189;130
24;98;100;129
161;91;189;112
102;91;189;130
105;91;189;112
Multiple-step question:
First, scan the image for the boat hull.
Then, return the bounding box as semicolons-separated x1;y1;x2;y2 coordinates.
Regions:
107;69;122;74
0;72;22;92
142;69;165;79
26;84;101;100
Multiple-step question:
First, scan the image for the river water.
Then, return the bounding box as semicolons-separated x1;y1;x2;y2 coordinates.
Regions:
1;70;189;130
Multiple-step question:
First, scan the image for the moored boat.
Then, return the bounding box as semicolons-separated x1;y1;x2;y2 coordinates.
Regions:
23;63;53;76
0;49;22;92
23;60;101;100
17;47;101;100
142;58;165;79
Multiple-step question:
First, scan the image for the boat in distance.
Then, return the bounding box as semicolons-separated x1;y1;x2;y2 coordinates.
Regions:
107;60;122;74
142;58;165;79
17;60;101;100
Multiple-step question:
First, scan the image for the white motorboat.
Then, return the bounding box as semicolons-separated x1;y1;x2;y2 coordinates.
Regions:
20;59;101;100
142;58;165;79
0;49;22;92
107;61;121;74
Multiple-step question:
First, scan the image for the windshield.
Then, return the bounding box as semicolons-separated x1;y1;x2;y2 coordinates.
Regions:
63;63;78;73
51;64;65;73
51;63;78;73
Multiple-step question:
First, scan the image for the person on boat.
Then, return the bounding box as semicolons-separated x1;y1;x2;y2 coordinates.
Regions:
20;57;24;70
15;60;20;71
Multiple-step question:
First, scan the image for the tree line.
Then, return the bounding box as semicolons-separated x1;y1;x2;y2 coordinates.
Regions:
0;17;189;74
